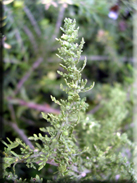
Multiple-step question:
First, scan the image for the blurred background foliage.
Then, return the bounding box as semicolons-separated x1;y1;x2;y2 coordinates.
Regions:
3;0;134;181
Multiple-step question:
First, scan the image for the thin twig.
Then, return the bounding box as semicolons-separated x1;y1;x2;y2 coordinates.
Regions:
7;103;35;149
4;120;34;150
80;55;133;62
20;117;35;126
8;103;16;122
52;5;65;41
14;29;22;46
7;97;60;114
23;25;38;51
4;6;24;50
88;104;101;114
48;55;133;63
14;57;43;95
23;6;41;36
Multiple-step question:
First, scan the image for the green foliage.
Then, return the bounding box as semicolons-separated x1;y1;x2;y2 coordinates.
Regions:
2;17;137;183
77;85;135;180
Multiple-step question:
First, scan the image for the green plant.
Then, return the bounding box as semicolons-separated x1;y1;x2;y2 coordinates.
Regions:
2;18;136;183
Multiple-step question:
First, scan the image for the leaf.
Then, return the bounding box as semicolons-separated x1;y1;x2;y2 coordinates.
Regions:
38;162;46;171
81;82;95;93
10;151;20;158
50;95;61;105
41;112;48;120
79;57;87;72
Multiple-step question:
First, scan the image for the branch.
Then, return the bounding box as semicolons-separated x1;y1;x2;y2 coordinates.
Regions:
88;104;101;114
20;117;35;126
80;55;133;62
52;5;65;41
23;6;41;36
8;103;16;122
4;6;23;49
48;55;133;63
6;103;34;149
4;120;34;150
23;25;38;51
7;97;60;114
14;57;43;95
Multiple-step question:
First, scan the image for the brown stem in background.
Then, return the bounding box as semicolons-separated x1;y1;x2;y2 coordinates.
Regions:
23;25;38;51
23;6;41;36
52;5;65;41
4;6;26;54
8;104;16;122
7;103;34;149
7;97;60;114
14;57;43;95
82;55;133;62
48;55;133;63
20;117;35;126
88;104;101;114
4;120;34;150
